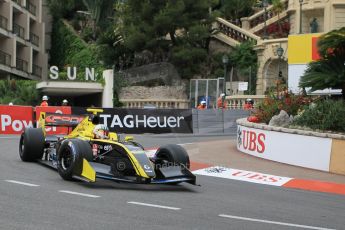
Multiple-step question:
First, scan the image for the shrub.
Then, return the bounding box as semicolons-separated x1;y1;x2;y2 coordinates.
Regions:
253;84;310;124
293;99;345;132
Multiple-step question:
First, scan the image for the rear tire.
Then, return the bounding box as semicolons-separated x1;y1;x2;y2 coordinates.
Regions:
19;128;45;162
156;144;190;169
57;139;92;180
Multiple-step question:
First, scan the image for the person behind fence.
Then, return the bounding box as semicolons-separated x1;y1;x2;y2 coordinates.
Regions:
197;100;207;110
244;98;254;110
40;95;49;106
217;93;227;109
62;99;68;106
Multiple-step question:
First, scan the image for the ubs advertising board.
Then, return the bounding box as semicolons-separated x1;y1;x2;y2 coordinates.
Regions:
72;107;193;134
237;125;332;171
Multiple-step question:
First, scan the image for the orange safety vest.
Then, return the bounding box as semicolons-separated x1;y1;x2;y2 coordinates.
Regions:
217;97;227;109
197;104;206;110
40;101;48;107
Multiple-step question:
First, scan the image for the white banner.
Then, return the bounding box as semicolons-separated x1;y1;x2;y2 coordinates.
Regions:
238;82;248;91
193;166;292;186
237;125;332;171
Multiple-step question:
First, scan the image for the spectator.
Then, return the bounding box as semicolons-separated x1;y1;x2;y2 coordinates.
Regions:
217;93;227;109
40;95;49;106
244;98;254;110
197;100;207;110
62;99;68;106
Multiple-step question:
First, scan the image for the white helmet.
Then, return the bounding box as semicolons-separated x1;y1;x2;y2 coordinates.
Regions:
93;124;109;139
42;95;48;101
220;93;225;97
62;99;68;104
201;100;206;104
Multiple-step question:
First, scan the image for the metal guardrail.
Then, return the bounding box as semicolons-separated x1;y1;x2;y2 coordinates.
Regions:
32;64;42;77
16;58;28;72
0;15;8;30
13;23;24;39
30;32;39;46
0;50;11;67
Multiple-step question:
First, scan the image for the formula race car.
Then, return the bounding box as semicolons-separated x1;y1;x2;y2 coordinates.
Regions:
19;109;196;185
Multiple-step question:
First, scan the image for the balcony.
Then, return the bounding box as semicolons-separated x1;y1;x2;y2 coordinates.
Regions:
26;1;36;16
30;32;39;46
0;50;11;67
12;0;21;6
32;64;42;77
16;58;28;72
0;15;8;30
13;23;24;39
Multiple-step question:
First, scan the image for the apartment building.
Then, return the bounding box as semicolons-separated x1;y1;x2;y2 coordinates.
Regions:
0;0;47;80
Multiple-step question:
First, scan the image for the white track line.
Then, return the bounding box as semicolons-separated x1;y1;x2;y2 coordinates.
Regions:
219;214;336;230
59;190;100;198
5;180;39;187
127;201;180;210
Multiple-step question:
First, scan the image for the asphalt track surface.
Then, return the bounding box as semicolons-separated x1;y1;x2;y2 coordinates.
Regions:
0;135;344;230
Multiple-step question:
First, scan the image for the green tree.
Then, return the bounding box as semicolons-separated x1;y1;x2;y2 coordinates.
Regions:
117;0;218;79
220;0;254;22
272;0;285;35
299;27;345;99
229;41;257;93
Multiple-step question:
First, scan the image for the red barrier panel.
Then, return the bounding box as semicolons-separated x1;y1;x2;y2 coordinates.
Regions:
0;105;34;134
35;106;72;135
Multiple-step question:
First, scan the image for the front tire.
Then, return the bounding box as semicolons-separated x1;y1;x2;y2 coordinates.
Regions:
19;128;45;162
156;144;190;169
57;139;92;180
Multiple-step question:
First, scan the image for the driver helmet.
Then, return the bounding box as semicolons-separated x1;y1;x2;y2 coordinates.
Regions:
42;95;48;101
93;124;109;139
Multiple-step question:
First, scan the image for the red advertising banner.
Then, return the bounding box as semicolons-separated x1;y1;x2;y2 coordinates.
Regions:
35;106;72;135
0;106;34;134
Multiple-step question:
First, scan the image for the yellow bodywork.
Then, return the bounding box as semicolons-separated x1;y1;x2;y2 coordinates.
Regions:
81;159;96;182
38;108;150;180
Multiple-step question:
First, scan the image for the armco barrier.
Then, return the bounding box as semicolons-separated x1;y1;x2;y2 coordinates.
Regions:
193;109;250;134
237;118;345;176
0;105;249;135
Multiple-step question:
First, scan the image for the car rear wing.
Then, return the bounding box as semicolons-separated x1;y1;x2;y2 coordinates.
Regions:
38;112;86;128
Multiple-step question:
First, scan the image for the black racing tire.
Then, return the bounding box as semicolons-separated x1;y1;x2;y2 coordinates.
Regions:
57;139;93;181
156;144;190;169
19;128;45;162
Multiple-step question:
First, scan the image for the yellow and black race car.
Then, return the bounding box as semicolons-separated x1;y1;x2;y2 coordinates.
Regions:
19;109;196;185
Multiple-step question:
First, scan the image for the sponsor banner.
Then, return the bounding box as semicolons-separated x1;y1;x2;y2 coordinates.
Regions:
72;107;193;134
35;106;72;135
237;125;332;171
193;166;292;186
0;106;34;134
288;33;322;64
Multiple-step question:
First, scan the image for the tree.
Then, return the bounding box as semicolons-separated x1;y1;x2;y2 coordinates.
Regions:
299;27;345;99
82;0;115;39
272;0;285;36
220;0;255;22
116;0;218;78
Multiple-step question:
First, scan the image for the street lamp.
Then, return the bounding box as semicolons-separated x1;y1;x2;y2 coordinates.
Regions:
276;46;284;94
299;0;303;34
263;0;268;39
222;54;229;95
222;54;229;109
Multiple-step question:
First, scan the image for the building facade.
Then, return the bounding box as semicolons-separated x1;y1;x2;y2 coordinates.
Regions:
0;0;48;80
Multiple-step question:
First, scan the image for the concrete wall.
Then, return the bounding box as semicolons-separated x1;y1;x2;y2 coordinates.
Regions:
193;109;250;134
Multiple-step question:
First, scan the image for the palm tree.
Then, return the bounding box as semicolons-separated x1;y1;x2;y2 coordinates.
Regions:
299;27;345;99
272;0;285;36
82;0;115;39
